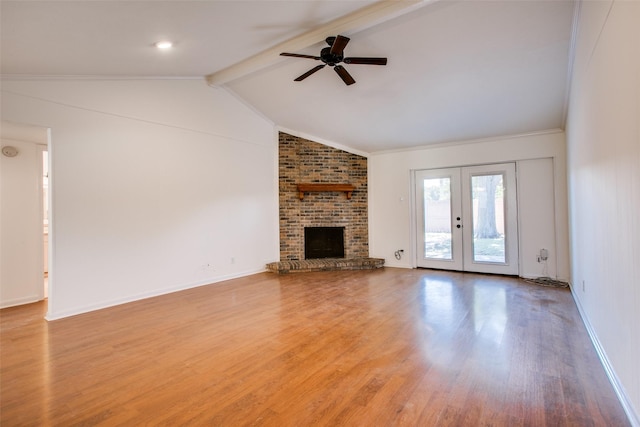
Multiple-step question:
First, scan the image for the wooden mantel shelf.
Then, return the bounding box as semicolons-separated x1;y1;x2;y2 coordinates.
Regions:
297;184;355;200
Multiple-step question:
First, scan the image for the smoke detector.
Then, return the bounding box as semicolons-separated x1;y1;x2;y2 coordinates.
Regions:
2;146;19;157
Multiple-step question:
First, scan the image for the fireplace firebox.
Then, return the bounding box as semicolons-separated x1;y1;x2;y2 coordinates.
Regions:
304;227;345;259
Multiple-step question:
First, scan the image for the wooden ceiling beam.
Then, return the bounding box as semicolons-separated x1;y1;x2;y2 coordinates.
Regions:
205;0;436;87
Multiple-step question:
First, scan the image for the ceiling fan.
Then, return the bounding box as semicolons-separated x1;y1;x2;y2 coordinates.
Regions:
280;35;387;86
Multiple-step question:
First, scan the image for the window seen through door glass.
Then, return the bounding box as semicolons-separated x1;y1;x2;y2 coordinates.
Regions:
471;174;506;263
423;177;452;260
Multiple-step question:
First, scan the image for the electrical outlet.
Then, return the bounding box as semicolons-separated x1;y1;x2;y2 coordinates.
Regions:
539;248;548;261
231;257;235;264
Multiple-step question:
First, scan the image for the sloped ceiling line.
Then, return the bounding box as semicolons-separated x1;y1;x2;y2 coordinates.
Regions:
205;0;436;87
561;0;582;128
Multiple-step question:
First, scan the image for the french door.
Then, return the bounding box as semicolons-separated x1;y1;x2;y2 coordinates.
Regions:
415;163;518;275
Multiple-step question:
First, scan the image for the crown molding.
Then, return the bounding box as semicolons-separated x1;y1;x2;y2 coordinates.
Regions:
369;129;566;156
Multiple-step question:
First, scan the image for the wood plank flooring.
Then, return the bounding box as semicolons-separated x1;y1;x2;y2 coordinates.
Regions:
0;268;630;426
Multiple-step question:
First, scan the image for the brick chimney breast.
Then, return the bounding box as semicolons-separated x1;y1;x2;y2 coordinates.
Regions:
278;132;368;261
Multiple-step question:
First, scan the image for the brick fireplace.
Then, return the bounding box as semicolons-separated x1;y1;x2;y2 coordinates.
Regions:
267;132;383;273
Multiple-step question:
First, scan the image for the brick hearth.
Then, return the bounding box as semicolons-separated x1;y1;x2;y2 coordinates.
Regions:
266;258;384;274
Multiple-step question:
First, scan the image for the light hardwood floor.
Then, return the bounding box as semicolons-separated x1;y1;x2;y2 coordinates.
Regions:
0;268;630;426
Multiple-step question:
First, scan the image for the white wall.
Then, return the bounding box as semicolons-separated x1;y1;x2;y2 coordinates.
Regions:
0;138;45;307
1;79;279;319
517;158;558;279
565;0;640;423
368;131;569;281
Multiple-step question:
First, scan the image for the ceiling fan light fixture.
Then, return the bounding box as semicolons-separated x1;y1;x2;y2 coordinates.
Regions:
154;41;173;49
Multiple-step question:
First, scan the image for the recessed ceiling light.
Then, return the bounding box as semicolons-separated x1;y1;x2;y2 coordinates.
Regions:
155;41;173;49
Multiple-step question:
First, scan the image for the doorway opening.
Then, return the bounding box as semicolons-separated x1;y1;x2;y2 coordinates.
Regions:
41;148;49;298
0;121;50;310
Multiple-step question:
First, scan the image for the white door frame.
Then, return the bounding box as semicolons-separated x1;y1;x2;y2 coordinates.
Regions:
414;167;463;271
37;144;47;300
461;163;518;275
413;162;519;275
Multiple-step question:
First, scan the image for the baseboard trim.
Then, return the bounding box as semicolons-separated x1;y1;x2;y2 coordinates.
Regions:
44;268;266;321
0;294;43;309
570;287;640;427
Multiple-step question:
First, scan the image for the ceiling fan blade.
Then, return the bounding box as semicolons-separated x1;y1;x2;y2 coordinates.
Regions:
334;65;355;86
344;57;387;66
280;53;321;60
294;64;326;81
329;35;350;56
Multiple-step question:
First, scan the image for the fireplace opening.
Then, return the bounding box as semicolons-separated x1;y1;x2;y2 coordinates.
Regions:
304;227;345;259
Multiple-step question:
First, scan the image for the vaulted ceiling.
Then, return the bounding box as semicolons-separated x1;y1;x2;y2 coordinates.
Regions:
1;0;576;153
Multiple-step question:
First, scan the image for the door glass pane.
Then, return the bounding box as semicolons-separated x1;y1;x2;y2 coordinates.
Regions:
471;174;505;263
423;178;452;260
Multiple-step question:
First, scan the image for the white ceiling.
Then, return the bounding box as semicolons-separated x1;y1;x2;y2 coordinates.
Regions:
1;120;48;144
1;0;576;153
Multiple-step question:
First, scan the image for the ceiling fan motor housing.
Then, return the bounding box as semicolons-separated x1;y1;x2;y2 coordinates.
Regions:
320;47;343;66
280;35;387;85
